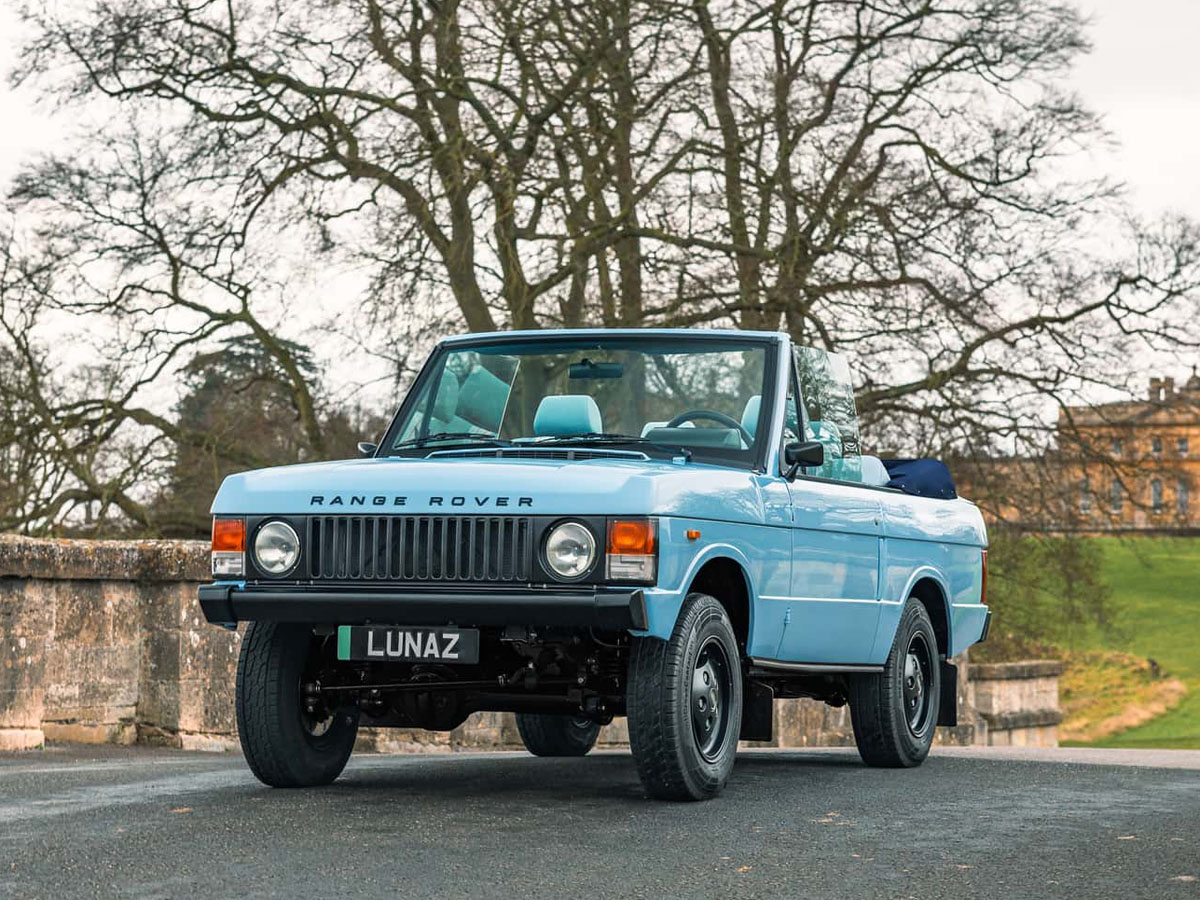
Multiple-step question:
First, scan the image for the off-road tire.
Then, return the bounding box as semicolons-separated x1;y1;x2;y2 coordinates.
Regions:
236;622;359;787
515;714;601;757
627;592;743;801
849;597;940;768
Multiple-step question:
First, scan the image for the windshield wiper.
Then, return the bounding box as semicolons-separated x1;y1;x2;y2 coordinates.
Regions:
531;433;692;461
392;431;510;450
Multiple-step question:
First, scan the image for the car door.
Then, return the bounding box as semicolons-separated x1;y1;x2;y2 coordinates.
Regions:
776;347;883;664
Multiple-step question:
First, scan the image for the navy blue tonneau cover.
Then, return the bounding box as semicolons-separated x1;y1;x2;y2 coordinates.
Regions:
881;459;957;500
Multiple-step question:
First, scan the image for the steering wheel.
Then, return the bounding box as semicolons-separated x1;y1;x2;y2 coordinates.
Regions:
665;409;755;447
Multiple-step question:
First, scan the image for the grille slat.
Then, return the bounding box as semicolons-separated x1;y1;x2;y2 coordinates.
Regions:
306;515;530;583
357;518;365;578
341;517;351;578
465;518;475;580
480;518;489;580
398;517;408;580
440;518;449;580
383;518;392;580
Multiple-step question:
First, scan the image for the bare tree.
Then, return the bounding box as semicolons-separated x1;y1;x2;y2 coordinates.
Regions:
0;136;359;532
3;0;1199;533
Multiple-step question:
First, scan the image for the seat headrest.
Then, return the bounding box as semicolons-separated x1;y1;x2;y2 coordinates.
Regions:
533;395;603;437
741;395;762;437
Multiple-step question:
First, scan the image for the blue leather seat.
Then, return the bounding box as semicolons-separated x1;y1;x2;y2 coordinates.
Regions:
428;370;462;431
861;455;890;486
533;395;603;437
806;420;843;458
643;426;741;448
455;367;512;432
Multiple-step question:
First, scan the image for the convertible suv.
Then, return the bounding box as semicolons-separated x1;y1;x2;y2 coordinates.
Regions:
200;329;990;800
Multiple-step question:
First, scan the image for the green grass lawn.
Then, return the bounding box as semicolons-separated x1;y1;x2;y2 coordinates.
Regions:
1063;537;1200;749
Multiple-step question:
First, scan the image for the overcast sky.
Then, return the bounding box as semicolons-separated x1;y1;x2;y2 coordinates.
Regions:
3;1;1197;217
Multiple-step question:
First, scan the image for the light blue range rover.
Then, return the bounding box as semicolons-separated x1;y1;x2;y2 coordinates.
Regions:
200;329;990;800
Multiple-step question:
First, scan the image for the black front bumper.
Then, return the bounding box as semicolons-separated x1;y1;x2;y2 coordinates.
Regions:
198;583;648;631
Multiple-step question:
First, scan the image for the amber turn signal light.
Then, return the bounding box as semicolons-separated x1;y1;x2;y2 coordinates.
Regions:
211;517;246;578
212;517;245;552
606;518;657;584
608;519;656;555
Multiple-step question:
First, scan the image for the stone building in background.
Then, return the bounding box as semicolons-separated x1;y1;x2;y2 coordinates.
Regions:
960;368;1200;534
1061;370;1200;533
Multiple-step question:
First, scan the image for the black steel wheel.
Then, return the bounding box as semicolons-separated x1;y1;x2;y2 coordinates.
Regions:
690;636;734;762
515;713;601;757
627;593;743;801
849;597;941;768
902;631;936;738
236;622;359;788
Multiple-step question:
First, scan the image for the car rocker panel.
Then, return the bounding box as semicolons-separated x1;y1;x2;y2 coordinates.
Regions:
203;328;990;800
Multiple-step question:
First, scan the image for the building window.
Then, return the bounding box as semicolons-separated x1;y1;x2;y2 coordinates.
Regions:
1151;436;1162;456
1180;437;1190;457
1111;480;1123;513
1180;479;1191;517
1151;478;1164;513
1079;478;1091;514
1110;438;1123;457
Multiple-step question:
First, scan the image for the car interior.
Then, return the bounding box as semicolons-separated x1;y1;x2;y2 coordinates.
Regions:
419;372;894;486
401;342;913;489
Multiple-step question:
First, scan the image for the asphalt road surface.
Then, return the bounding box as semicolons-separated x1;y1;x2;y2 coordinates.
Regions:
2;744;1198;899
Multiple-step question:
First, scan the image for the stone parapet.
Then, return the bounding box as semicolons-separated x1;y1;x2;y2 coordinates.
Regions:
1;537;236;750
0;534;209;582
970;660;1065;681
968;659;1064;746
1;537;1062;752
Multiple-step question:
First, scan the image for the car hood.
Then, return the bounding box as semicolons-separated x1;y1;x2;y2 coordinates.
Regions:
210;454;769;522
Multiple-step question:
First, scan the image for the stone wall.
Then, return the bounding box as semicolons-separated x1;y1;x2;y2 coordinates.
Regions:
0;536;239;751
1;536;1057;752
968;660;1065;746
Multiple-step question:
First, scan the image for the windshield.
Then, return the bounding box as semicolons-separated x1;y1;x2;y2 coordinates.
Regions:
384;335;776;468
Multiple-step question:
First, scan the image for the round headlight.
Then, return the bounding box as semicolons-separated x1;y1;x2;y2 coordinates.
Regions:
543;521;596;580
254;521;300;575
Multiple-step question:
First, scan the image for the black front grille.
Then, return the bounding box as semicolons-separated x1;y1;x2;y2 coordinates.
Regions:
305;516;532;582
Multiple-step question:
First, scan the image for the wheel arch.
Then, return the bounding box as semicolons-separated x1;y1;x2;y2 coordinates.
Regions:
906;572;951;658
686;553;753;654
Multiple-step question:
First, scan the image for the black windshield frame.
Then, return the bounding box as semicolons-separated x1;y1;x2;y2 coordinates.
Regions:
378;332;781;472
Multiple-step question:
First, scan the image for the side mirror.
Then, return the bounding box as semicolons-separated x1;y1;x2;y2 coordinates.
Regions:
357;441;378;458
783;440;824;478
